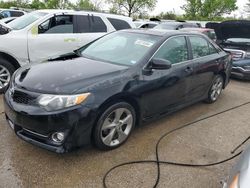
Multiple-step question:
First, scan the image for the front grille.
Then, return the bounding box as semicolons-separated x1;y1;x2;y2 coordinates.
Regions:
12;90;36;105
224;48;245;61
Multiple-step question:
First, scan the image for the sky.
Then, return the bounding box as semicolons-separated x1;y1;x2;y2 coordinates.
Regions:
151;0;249;17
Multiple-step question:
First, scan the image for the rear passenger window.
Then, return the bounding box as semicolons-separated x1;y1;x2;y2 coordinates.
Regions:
76;15;107;33
154;36;188;64
189;36;210;58
10;11;24;17
91;16;107;32
107;18;131;30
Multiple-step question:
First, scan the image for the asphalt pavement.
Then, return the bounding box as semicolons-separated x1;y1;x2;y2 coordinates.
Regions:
1;79;250;188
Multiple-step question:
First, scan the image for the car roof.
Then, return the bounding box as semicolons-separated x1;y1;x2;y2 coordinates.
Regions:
36;9;132;20
121;28;204;37
181;27;214;32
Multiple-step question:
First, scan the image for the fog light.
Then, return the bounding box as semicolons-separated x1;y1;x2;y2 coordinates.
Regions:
51;132;65;143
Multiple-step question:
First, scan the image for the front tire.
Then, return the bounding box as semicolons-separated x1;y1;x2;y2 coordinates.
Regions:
0;59;15;93
94;102;136;150
206;75;224;103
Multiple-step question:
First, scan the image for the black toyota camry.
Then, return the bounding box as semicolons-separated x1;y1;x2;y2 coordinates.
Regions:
4;29;232;153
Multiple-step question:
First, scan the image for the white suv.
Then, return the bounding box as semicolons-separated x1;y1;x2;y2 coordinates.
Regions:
0;9;135;92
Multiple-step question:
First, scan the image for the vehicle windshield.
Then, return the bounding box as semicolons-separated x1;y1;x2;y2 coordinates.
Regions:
80;32;161;66
226;38;250;43
8;12;47;30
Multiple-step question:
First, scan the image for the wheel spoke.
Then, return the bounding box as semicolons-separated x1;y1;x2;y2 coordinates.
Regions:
211;90;216;99
102;119;117;130
117;129;127;143
0;78;7;82
0;69;5;74
120;114;132;125
0;73;9;77
114;108;124;122
103;128;116;145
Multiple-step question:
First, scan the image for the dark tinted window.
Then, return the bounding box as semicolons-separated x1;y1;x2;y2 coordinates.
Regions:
107;18;131;30
76;15;107;33
38;15;73;34
154;36;188;64
76;15;90;33
10;11;24;17
141;23;157;28
189;36;210;58
91;16;107;32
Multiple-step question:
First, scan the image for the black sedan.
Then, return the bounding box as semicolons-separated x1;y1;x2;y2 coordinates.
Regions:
4;29;232;153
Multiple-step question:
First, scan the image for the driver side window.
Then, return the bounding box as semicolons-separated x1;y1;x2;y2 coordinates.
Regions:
38;15;73;34
154;36;188;64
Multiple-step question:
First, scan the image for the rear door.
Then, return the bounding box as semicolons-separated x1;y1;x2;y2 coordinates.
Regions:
27;14;78;63
187;35;223;100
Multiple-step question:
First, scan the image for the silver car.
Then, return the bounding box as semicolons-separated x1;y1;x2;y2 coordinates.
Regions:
224;146;250;188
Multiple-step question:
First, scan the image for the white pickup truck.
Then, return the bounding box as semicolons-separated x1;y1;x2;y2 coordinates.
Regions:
0;9;135;92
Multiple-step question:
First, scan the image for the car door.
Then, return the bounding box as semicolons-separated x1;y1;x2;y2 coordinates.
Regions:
27;14;79;63
187;35;223;100
74;15;108;49
141;36;195;118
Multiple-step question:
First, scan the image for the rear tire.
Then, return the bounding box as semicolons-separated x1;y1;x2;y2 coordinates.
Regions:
0;58;15;93
205;75;224;103
94;102;136;150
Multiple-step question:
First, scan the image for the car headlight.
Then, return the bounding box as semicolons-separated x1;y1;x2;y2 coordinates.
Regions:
37;93;90;111
229;173;239;188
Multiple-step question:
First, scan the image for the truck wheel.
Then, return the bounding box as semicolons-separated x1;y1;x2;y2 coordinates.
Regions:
0;59;15;93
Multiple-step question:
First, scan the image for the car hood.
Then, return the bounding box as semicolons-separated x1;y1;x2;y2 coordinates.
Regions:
232;59;250;67
215;20;250;40
14;57;129;94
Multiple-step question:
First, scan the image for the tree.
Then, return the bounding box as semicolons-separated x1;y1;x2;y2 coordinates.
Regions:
157;12;177;20
244;0;250;12
182;0;237;20
107;0;157;17
181;0;202;20
74;0;95;10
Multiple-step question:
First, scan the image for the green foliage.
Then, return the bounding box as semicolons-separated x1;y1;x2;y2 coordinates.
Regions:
182;0;238;20
156;12;177;20
107;0;157;17
74;0;95;11
0;0;97;10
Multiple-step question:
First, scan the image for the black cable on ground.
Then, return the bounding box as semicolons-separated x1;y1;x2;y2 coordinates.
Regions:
103;101;250;188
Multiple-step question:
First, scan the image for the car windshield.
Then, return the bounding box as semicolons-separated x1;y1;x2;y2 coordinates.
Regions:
80;32;161;66
8;12;47;30
226;38;250;43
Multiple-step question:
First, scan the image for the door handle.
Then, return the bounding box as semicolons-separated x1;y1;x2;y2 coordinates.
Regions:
185;66;193;73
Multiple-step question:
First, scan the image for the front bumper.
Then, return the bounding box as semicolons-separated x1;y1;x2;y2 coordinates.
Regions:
4;89;97;153
231;66;250;80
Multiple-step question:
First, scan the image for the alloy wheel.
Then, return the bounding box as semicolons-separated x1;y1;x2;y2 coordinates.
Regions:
101;108;133;147
0;65;11;89
210;77;223;101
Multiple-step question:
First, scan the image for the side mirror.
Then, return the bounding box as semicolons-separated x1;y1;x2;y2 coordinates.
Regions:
151;58;172;70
